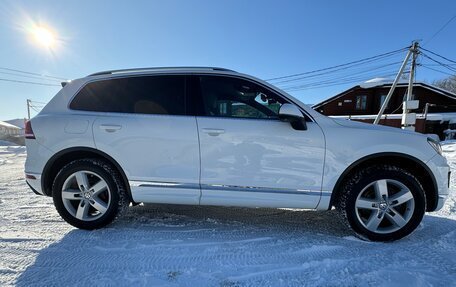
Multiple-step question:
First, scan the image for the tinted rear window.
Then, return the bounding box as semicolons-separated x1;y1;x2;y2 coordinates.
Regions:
70;75;186;115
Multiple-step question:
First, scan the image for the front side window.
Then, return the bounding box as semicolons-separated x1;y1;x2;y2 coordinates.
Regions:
355;95;367;110
198;76;286;119
70;75;186;115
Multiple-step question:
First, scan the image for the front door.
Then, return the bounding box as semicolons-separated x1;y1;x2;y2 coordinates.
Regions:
193;75;325;208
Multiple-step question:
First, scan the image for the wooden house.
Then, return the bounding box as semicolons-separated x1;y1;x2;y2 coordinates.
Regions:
312;81;456;139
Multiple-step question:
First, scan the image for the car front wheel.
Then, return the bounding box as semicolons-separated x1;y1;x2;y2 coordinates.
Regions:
336;165;426;241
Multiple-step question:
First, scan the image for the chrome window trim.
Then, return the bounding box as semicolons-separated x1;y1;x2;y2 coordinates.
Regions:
67;72;316;122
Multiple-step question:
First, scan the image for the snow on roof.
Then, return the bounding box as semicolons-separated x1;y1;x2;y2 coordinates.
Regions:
359;77;409;89
5;119;25;129
0;121;21;130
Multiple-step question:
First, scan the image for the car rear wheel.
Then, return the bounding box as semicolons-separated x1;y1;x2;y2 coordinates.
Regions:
336;165;426;241
52;159;129;229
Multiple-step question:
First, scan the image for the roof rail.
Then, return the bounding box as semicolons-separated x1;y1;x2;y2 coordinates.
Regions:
88;67;236;77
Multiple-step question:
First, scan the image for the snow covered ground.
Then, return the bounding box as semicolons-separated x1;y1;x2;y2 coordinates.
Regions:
0;145;455;286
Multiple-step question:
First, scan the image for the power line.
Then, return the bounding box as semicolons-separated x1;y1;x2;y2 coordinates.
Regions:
272;49;407;91
272;55;404;84
421;52;456;73
420;47;456;64
0;67;68;81
29;103;45;108
283;71;407;92
273;60;403;85
30;106;42;113
0;71;62;82
268;49;406;82
424;14;456;45
265;47;408;81
420;65;454;76
267;45;455;94
281;67;402;90
421;63;456;67
277;62;406;90
29;100;48;105
278;60;407;91
0;78;61;87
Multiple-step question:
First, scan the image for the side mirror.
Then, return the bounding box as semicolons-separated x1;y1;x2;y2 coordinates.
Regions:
278;104;307;130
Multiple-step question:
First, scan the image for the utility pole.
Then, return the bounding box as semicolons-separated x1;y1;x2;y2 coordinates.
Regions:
374;45;414;124
401;42;420;131
26;99;31;120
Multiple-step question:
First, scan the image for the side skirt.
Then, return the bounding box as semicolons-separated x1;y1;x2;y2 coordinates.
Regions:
130;180;329;209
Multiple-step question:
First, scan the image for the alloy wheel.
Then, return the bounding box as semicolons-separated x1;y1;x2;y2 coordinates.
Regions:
61;170;111;221
355;179;415;234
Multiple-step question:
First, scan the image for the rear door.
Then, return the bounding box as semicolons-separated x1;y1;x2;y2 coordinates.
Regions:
191;75;326;208
71;75;201;204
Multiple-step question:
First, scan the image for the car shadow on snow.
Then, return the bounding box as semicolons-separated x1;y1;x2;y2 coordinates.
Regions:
15;204;456;286
128;203;352;234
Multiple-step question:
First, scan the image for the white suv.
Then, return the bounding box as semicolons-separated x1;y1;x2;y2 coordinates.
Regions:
25;67;450;241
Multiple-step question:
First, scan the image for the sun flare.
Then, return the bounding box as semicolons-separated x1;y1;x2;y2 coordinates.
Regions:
32;26;56;48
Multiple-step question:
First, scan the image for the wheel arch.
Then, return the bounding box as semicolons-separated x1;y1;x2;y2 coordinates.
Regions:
329;152;438;212
41;147;134;203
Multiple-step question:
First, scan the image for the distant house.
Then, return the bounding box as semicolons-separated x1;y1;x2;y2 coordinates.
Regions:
0;120;24;145
312;80;456;139
5;118;26;129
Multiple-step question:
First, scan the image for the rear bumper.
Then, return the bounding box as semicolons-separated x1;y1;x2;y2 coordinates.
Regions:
25;172;44;195
25;138;54;196
27;181;43;196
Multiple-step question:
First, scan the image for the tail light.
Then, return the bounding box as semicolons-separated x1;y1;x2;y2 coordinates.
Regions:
25;120;35;139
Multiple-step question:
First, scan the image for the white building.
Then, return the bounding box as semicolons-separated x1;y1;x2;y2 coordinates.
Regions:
0;121;24;145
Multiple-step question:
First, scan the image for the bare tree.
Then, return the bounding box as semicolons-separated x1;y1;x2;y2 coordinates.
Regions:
433;75;456;94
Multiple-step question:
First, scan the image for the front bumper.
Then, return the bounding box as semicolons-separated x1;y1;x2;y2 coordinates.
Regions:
426;153;450;211
436;195;448;210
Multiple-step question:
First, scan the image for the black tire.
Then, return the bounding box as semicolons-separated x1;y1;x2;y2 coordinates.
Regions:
336;164;426;242
52;159;129;230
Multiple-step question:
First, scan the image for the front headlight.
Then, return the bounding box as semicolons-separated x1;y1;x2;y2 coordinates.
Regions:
427;137;443;155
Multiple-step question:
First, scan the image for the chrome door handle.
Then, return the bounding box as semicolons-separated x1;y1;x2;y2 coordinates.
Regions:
99;124;122;133
202;128;225;136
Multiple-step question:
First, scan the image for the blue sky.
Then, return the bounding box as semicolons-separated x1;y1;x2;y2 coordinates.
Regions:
1;0;455;120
